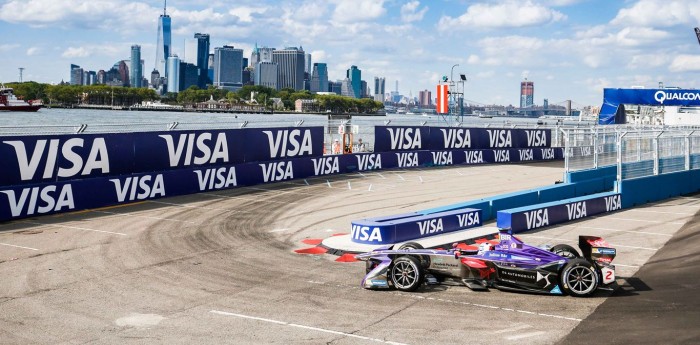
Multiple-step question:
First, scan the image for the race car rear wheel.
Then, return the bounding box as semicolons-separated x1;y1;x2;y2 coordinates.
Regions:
560;258;598;297
550;244;580;258
390;256;424;292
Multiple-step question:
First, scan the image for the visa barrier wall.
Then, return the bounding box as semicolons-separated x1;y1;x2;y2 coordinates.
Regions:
350;208;482;244
496;192;622;233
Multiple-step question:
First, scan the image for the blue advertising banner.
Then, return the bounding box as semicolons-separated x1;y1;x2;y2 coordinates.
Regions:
496;192;622;233
429;128;552;150
373;126;430;152
599;88;700;124
350;208;482;244
241;127;324;163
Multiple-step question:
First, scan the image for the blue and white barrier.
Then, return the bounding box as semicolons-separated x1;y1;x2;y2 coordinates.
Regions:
350;208;482;244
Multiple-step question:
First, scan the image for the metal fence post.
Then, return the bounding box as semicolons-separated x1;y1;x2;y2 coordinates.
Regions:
562;128;570;173
617;132;626;192
593;128;598;169
686;131;694;171
653;131;662;175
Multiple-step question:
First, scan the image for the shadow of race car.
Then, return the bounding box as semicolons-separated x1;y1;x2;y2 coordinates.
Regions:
356;229;616;297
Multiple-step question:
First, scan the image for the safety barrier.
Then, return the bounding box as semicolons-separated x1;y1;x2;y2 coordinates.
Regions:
350;208;482;245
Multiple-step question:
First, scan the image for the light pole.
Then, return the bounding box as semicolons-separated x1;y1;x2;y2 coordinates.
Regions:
450;64;459;120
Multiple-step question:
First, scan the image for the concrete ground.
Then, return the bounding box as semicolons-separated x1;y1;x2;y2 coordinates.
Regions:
0;161;695;345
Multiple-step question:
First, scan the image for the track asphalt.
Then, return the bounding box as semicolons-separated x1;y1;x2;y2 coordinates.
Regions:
560;202;700;345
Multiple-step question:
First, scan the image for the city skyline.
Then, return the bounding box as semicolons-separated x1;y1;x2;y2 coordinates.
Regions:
1;0;700;106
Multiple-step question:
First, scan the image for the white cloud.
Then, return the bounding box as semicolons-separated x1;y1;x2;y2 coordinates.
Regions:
612;0;700;28
228;6;267;22
311;50;328;63
628;54;671;69
401;1;428;23
331;0;386;23
437;1;565;30
0;44;20;52
62;47;91;58
26;47;41;56
669;55;700;72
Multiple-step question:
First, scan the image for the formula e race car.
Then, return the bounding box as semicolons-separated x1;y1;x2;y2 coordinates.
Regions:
356;229;616;297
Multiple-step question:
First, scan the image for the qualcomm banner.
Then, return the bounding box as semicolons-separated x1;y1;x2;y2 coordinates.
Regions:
496;192;622;233
374;126;552;152
350;208;482;244
599;88;700;124
0;127;324;187
0;148;564;222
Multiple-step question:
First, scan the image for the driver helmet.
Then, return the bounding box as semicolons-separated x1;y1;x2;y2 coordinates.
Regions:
477;242;492;255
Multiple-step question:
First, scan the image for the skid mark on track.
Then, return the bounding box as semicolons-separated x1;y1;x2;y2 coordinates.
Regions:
305;281;582;322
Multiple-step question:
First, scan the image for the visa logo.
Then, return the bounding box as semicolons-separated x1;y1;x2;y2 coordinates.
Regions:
194;167;237;191
311;157;339;176
487;130;512;148
387;128;422;150
260;161;294;182
457;212;480;227
159;133;229;167
525;209;549;230
110;174;166;203
431;151;453;166
0;184;75;217
541;148;555;159
566;202;587;220
580;146;592;156
263;129;313;159
440;128;471;149
494;149;510;162
605;195;621;212
519;149;534;161
418;218;443;235
465;151;484;164
396;152;418;168
3;138;109;181
357;154;382;171
525;130;547;147
351;225;383;242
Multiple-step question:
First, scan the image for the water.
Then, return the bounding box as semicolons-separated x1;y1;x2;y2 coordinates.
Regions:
0;107;588;136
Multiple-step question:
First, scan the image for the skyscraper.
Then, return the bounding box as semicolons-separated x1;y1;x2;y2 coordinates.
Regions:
346;65;361;99
520;80;534;108
272;47;305;90
305;53;312;74
70;64;83;85
167;55;180;93
254;61;278;89
130;45;142;88
419;90;432;107
180;62;199;91
194;33;210;88
155;0;171;78
340;78;355;98
374;77;385;102
310;63;328;94
213;45;244;90
250;43;275;65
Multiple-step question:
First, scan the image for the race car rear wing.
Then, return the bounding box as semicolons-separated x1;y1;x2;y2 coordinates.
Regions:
579;235;616;265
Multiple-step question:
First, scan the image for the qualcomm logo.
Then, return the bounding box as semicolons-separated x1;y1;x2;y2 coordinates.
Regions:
654;90;700;104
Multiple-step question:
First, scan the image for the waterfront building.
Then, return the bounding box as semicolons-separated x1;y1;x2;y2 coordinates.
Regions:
242;69;252;85
250;43;274;66
166;55;180;93
340;78;355;98
310;63;328;94
118;61;129;87
150;69;161;88
254;61;277;89
374;77;385;101
419;89;432;107
97;70;106;84
272;47;305;90
70;64;83;85
213;45;244;90
155;1;172;80
180;62;199;91
194;33;210;88
361;80;368;98
130;45;143;88
305;53;312;74
328;81;342;95
346;65;361;99
520;79;534;109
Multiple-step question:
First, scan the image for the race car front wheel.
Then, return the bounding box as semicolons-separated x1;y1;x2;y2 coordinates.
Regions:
560;258;598;297
390;256;424;292
550;244;580;258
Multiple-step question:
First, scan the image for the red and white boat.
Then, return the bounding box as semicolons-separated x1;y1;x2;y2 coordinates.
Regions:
0;85;43;112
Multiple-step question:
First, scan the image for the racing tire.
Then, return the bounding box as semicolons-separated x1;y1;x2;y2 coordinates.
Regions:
398;242;424;250
560;258;598;297
390;256;424;292
550;244;580;258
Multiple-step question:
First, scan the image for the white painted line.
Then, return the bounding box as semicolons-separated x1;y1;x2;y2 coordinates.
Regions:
378;173;386;179
398;174;405;181
368;184;373;191
419;176;423;183
0;242;39;251
348;182;352;190
327;180;332;188
210;310;409;345
505;331;546;340
21;221;127;236
493;324;531;334
92;210;196;224
268;228;290;233
304;179;309;185
358;172;367;178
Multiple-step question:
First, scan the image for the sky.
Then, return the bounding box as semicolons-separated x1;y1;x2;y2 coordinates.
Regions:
1;0;700;107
